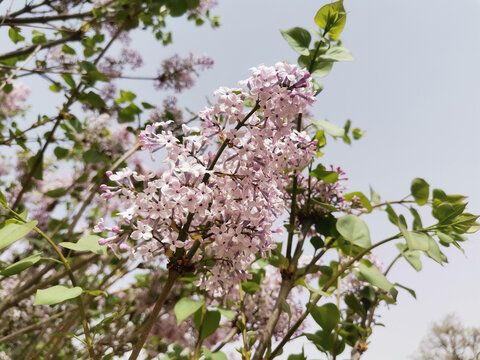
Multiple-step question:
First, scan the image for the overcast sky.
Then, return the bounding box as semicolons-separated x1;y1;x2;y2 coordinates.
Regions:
5;0;480;359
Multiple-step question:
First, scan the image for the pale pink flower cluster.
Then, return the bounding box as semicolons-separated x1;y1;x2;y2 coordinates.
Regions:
154;53;214;92
243;266;305;340
149;96;184;130
98;48;144;78
97;62;317;292
77;113;132;153
0;82;30;119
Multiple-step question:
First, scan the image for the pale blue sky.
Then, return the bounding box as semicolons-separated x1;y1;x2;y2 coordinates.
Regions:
3;0;480;358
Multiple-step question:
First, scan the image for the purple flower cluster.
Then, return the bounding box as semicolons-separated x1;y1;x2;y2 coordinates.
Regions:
154;53;214;93
96;62;317;292
0;82;30;119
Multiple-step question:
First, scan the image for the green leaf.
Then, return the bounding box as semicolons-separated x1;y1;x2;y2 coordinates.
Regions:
54;146;69;160
344;293;366;317
115;90;137;103
310;164;338;183
141;102;155;109
409;207;423;230
49;84;62;93
80;91;105;108
437;231;454;245
32;30;47;44
59;235;107;255
200;310;221;341
385;202;399;225
1;253;42;276
451;213;480;234
44;187;66;198
310;60;334;78
203;348;228;360
218;308;235;320
398;221;429;251
0;220;37;251
118;103;142;123
287;349;306;360
280;27;311;56
80;60;97;73
411;178;429;205
319;45;354;62
396;243;422;271
394;283;417;299
61;74;76;88
82;149;103;164
358;261;395;293
0;188;7;208
314;0;347;40
281;299;291;321
336;214;371;248
343;192;373;213
241;281;260;294
8;28;25;44
174;298;204;325
310;303;340;333
27;153;43;180
2;83;13;94
62;44;76;55
311;118;345;137
426;235;447;264
34;285;83;305
310;236;324;250
369;186;381;204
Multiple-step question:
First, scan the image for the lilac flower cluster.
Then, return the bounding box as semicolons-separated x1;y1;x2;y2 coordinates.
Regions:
0;82;30;119
77;113;132;154
243;266;305;340
96;62;317;292
98;48;144;78
154;53;214;93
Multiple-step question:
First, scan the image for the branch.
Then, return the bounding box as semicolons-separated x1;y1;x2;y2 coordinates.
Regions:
0;308;72;343
286;113;303;260
0;31;82;61
128;269;180;360
1;10;93;25
268;233;401;359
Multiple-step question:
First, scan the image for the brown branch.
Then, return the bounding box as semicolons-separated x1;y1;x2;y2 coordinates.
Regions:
128;269;181;360
0;31;82;61
1;10;93;25
8;1;48;18
251;276;295;360
0;308;72;343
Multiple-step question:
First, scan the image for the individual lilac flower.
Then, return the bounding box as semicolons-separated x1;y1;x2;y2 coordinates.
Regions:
131;222;153;241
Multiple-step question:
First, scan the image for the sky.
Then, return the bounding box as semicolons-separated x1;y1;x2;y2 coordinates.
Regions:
3;0;480;359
